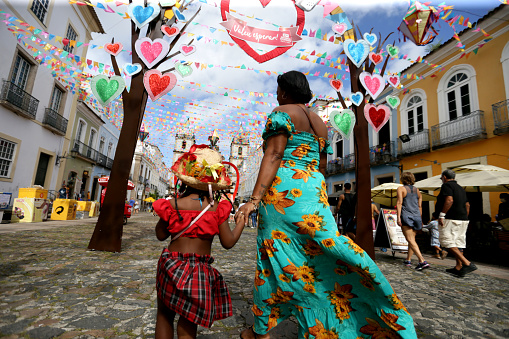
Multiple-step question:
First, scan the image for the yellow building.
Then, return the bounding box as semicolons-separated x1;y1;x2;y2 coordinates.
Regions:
396;5;509;221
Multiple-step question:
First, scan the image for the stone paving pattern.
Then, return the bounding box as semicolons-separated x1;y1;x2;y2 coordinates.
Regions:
0;213;508;338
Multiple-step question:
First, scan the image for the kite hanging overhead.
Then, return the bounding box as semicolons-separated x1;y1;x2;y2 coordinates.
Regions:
398;0;440;46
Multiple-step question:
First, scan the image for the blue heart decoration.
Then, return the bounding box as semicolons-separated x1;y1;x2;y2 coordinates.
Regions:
344;39;370;68
123;63;142;76
363;33;377;46
350;91;364;106
133;5;154;23
127;3;160;29
173;8;186;21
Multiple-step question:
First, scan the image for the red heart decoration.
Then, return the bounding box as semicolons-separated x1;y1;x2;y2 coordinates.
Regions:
364;104;391;133
143;70;177;102
104;43;123;56
369;52;383;65
220;0;305;63
259;0;272;7
329;79;342;92
161;25;179;37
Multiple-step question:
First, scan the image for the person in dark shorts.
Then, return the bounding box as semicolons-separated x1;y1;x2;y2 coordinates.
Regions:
397;172;430;271
334;182;356;236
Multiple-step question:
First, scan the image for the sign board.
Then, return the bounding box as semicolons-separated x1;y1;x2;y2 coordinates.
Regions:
374;209;408;254
137;190;142;197
0;192;12;209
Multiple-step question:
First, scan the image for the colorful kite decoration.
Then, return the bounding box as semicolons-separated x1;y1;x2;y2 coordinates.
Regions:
398;0;439;46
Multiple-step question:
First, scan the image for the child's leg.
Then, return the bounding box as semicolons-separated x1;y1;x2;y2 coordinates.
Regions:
156;297;176;339
176;315;198;339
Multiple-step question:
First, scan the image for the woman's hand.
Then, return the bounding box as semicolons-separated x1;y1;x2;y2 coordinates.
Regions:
397;219;402;227
235;202;257;226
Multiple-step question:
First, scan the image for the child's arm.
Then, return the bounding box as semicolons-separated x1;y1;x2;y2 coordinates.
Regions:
218;216;245;249
155;218;171;241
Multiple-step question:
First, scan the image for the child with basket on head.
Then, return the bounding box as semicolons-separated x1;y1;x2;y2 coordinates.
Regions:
153;144;246;339
423;211;448;259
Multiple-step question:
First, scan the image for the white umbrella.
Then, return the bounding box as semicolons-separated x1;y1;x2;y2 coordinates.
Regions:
371;183;436;206
454;164;509;173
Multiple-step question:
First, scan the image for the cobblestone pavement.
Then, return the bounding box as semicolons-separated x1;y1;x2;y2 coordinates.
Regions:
0;213;508;338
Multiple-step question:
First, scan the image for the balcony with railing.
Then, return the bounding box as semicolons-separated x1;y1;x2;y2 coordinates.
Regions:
399;129;430;156
96;153;114;169
326;153;355;176
106;157;113;169
431;110;486;149
370;141;397;166
42;108;68;135
493;99;509;135
0;80;39;119
70;139;98;163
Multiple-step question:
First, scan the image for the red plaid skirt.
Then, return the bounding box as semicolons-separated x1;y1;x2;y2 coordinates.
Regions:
156;248;232;328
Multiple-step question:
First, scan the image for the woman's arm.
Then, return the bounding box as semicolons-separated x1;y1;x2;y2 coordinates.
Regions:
396;187;405;226
417;190;423;216
319;152;327;177
155;218;171;241
218;217;246;249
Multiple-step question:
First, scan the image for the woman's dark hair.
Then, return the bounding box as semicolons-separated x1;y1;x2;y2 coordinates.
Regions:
277;71;313;103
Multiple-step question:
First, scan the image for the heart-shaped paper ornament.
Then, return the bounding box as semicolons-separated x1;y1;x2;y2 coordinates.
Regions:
329;79;342;92
259;0;272;7
104;43;123;56
128;2;160;29
175;63;193;77
173;7;186;21
350;91;364;106
343;39;370;68
386;95;401;109
180;44;196;56
143;70;177;102
369;52;383;65
135;37;170;69
330;109;356;139
220;1;305;63
386;74;400;88
123;63;142;76
159;0;177;7
363;33;377;46
386;44;399;58
332;22;347;36
161;25;179;38
91;75;125;107
359;71;386;100
364;104;391;133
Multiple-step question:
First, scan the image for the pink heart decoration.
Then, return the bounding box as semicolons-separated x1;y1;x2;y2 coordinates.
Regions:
135;37;169;69
143;70;177;102
329;79;342;92
364;104;391;133
180;44;196;56
104;43;123;56
220;1;305;63
387;74;401;88
259;0;272;7
161;25;179;38
369;52;383;65
332;22;347;35
359;71;385;100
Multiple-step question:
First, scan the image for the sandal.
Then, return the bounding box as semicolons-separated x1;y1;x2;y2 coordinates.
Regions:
240;325;260;339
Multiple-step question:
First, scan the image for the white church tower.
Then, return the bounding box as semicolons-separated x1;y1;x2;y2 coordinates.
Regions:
228;124;250;184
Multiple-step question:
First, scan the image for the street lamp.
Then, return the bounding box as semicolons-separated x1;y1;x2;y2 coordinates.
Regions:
399;134;411;143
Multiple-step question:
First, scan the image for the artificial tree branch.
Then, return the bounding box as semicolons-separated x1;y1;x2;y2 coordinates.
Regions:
110;38;121;76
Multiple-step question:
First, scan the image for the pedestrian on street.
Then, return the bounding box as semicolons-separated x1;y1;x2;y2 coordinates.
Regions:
396;172;430;271
249;210;258;228
496;193;509;222
134;201;139;214
152;144;246;339
236;71;416;339
423;212;447;259
436;169;477;277
334;182;356;235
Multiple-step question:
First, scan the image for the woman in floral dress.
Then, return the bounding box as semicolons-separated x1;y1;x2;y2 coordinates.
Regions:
236;71;416;339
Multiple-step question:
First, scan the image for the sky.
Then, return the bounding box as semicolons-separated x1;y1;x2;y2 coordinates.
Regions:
85;0;503;165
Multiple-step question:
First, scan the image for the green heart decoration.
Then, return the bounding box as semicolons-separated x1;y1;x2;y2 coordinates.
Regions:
175;63;193;77
386;95;401;109
90;75;125;107
329;109;356;139
386;44;399;58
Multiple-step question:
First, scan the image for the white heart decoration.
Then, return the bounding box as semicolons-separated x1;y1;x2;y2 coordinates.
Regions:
159;0;177;6
332;22;347;36
359;71;386;100
330;109;356;140
350;91;364;106
90;75;125;107
364;104;391;133
363;32;377;46
343;39;370;68
180;44;196;56
386;74;401;88
135;37;170;69
128;2;160;29
123;63;142;76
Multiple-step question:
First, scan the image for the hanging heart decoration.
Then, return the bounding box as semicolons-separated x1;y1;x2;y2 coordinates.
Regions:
173;7;186;21
259;0;272;7
180;44;196;56
386;44;400;58
128;2;160;29
175;63;193;77
161;25;180;38
104;43;123;56
359;71;386;100
159;0;177;6
386;74;401;88
368;52;383;65
123;63;142;76
143;70;177;102
343;39;370;68
332;22;347;36
364;104;391;133
90;75;125;107
350;91;364;106
329;79;343;92
363;32;377;46
386;95;401;109
330;109;356;139
135;37;169;69
220;1;305;63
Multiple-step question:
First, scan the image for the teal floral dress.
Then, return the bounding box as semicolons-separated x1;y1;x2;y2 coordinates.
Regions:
252;111;416;338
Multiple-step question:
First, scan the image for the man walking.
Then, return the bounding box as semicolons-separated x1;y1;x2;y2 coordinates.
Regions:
436;169;476;277
334;183;357;236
